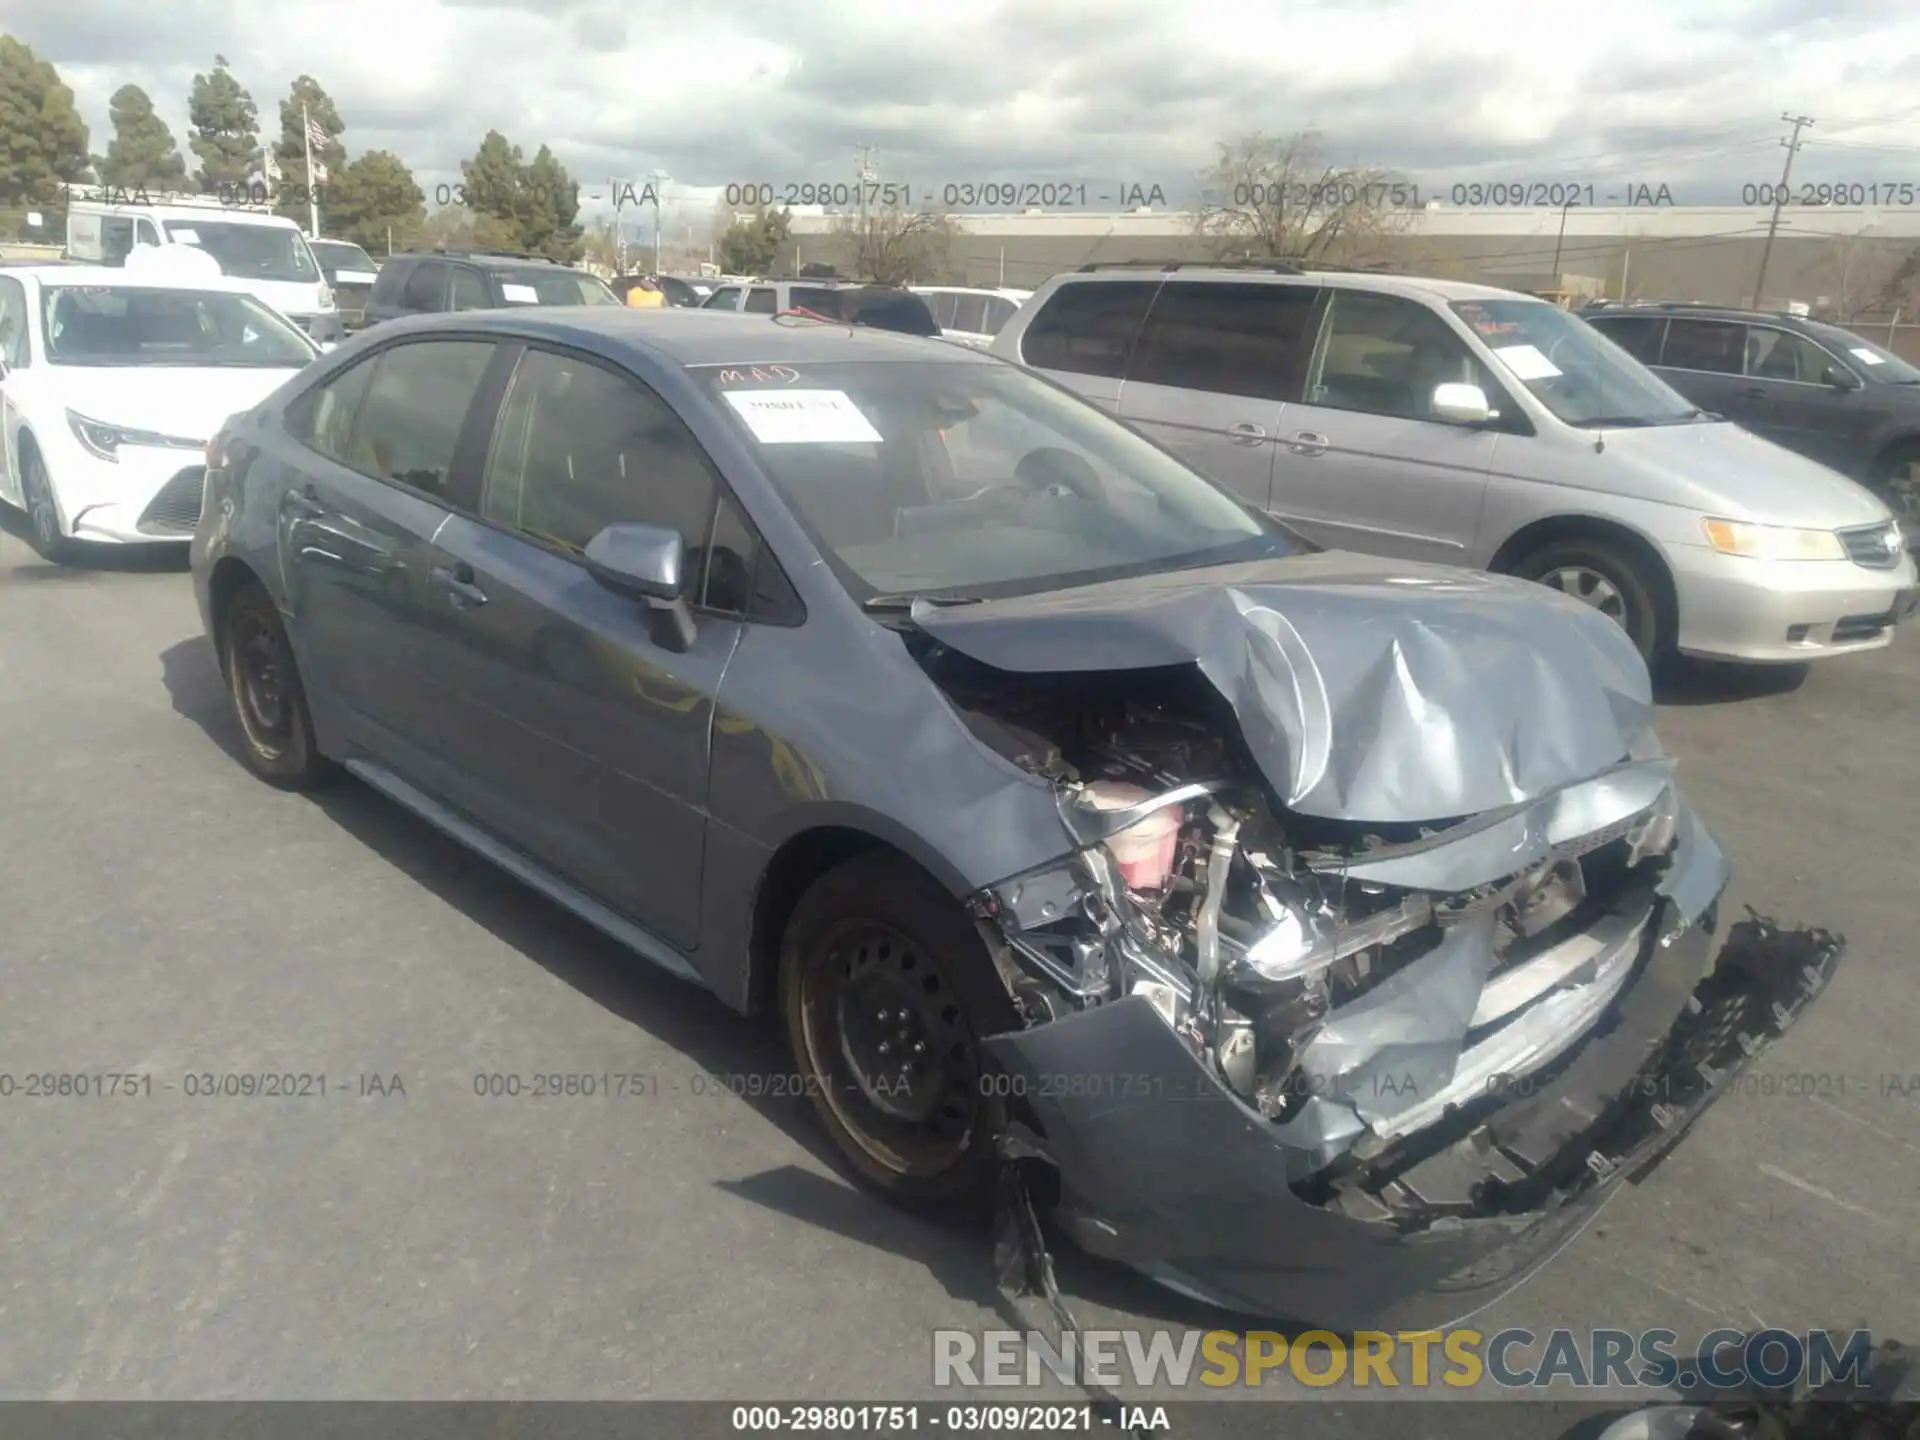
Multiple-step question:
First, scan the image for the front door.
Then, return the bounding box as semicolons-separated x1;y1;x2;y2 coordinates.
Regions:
278;336;500;781
1732;325;1872;471
1270;289;1501;564
1116;280;1320;511
0;276;28;504
1650;317;1748;422
423;344;744;950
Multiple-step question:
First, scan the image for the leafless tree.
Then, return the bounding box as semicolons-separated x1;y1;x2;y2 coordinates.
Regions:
828;204;959;284
1192;130;1417;264
1816;228;1908;321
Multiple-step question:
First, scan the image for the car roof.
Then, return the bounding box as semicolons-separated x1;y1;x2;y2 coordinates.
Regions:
1051;265;1540;306
71;201;302;229
2;264;263;293
1589;302;1810;324
391;251;590;274
387;306;995;367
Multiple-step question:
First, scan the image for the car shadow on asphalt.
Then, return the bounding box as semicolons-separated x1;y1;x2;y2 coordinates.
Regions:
157;633;1222;1337
1651;655;1810;707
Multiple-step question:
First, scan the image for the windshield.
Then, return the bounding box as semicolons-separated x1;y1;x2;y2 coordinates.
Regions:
40;285;320;367
1805;322;1920;384
1451;299;1703;427
695;360;1301;603
492;269;621;306
162;220;319;284
309;241;377;273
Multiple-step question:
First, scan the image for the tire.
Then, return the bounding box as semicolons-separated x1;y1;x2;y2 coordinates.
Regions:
218;579;333;790
779;851;1021;1216
1510;535;1668;662
19;448;75;565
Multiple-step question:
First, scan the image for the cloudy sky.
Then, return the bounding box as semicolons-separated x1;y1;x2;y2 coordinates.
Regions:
9;0;1920;234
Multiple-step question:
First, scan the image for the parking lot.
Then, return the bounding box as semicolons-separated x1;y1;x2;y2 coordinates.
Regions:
1;519;1915;1416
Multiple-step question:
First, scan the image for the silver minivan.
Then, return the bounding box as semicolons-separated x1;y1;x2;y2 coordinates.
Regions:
991;265;1917;663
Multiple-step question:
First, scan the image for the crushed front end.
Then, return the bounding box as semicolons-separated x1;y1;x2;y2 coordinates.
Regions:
908;582;1845;1330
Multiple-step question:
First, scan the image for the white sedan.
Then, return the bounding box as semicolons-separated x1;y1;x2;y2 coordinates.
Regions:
0;264;320;563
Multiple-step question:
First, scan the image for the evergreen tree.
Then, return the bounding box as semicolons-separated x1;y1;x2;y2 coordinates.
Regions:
187;55;261;191
96;84;187;191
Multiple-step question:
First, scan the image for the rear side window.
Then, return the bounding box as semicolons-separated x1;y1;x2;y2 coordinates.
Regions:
287;354;379;460
1589;315;1666;365
1127;281;1320;401
402;261;447;312
705;287;742;311
744;287;777;314
368;259;411;305
1020;280;1155;379
950;294;990;333
308;340;495;494
1661;319;1745;375
449;266;489;311
789;287;845;315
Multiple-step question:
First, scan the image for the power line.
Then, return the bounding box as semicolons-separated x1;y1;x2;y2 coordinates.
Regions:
1752;113;1815;306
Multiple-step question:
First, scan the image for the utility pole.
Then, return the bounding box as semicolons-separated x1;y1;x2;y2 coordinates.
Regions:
1751;113;1815;308
856;144;877;276
1550;197;1576;282
647;170;668;274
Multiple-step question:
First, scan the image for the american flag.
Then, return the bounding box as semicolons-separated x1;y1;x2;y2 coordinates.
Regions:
305;115;330;150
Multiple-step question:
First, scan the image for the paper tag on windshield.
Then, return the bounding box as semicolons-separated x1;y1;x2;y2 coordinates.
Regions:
722;389;882;444
1850;346;1885;365
501;283;539;303
170;228;200;244
1492;344;1561;379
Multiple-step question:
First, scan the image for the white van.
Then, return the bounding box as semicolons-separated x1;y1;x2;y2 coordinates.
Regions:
64;187;342;343
911;285;1032;347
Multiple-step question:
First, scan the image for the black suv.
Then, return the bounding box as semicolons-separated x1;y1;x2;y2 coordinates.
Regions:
361;250;621;327
1585;301;1920;531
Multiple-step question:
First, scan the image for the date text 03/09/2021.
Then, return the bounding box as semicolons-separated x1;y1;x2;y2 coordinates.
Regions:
730;1404;1168;1434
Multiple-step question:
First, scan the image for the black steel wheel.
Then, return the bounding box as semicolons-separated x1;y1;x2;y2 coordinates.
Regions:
219;579;333;789
780;851;1021;1214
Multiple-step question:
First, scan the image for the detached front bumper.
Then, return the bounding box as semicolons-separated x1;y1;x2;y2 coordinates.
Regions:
985;814;1844;1333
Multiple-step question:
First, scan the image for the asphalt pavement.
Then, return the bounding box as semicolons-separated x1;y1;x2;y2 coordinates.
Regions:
0;521;1913;1435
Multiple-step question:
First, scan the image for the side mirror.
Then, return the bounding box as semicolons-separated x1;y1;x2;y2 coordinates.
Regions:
1431;382;1492;425
318;341;338;354
584;522;696;651
1824;365;1861;391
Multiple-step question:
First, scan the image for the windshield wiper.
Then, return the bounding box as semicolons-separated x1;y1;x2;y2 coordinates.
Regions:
861;593;987;612
1572;415;1657;428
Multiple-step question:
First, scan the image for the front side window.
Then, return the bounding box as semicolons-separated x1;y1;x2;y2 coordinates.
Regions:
1019;280;1156;379
1746;327;1841;384
693;359;1298;604
38;286;318;367
331;340;495;494
99;216;136;266
1132;281;1319;402
744;288;777;314
1309;290;1500;420
1660;319;1745;376
310;241;377;274
950;294;990;334
1452;298;1703;427
1587;315;1666;364
163;220;318;283
704;287;743;311
481;348;723;568
0;277;30;366
449;266;489;311
135;220;161;248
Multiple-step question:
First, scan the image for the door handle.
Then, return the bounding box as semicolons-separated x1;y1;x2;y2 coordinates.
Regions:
1229;422;1266;446
1287;431;1330;456
430;562;488;607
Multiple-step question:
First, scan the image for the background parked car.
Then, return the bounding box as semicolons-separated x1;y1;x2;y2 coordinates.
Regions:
700;278;941;336
612;273;711;308
361;250;620;326
910;285;1031;347
1583;302;1920;543
307;239;381;332
0;265;320;562
992;263;1915;666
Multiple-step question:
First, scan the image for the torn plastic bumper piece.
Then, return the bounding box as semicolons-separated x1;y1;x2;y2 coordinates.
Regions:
983;907;1845;1332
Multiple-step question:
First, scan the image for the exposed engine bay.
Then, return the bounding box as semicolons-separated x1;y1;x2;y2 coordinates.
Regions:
918;640;1687;1186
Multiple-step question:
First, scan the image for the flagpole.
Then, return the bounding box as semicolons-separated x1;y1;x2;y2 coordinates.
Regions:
302;103;320;238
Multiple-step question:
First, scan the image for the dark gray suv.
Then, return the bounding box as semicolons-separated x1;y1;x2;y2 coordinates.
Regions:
188;306;1831;1331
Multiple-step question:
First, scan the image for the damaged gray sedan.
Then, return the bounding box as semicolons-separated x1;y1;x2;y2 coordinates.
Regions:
192;309;1843;1332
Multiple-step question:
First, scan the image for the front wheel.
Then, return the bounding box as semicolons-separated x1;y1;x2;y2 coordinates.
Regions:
19;450;74;564
219;579;334;790
1510;535;1668;662
780;852;1021;1216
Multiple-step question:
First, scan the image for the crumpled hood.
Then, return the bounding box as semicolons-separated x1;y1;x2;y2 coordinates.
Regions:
912;551;1655;823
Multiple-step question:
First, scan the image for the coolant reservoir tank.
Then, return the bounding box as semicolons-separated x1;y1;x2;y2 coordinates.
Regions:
1081;781;1180;891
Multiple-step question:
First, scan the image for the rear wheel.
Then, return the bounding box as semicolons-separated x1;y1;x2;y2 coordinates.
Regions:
20;449;74;565
780;852;1020;1215
1510;535;1668;662
219;579;333;789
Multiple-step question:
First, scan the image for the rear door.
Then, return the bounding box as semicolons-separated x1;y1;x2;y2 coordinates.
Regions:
361;258;413;325
1271;288;1504;564
1649;317;1746;418
423;344;749;950
277;336;502;780
1011;278;1157;413
1117;280;1319;510
399;259;449;316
